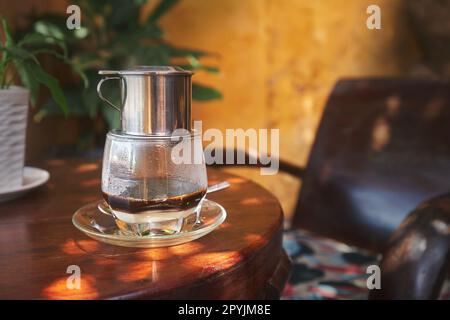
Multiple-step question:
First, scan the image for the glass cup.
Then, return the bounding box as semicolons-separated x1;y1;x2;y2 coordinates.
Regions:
101;129;207;236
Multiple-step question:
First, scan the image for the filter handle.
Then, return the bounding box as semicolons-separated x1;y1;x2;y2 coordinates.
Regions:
97;76;127;112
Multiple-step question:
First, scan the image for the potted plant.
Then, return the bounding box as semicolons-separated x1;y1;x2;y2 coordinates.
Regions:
0;18;82;192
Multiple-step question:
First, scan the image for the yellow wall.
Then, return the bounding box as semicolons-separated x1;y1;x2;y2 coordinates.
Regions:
158;0;420;220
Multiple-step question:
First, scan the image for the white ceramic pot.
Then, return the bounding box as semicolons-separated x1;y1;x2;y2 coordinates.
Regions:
0;86;29;192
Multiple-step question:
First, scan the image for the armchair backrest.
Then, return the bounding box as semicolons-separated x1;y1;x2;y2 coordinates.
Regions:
291;78;450;252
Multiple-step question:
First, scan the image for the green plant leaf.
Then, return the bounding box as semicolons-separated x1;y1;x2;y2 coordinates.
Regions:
148;0;179;22
73;26;90;39
36;84;95;120
14;61;39;105
29;64;69;115
70;61;89;89
139;23;163;39
34;21;65;40
1;18;14;47
134;45;170;65
29;49;88;88
192;83;222;101
134;0;147;5
182;55;220;74
200;65;220;74
29;47;65;60
19;32;68;57
187;55;200;68
101;103;120;129
179;64;220;74
26;15;79;45
0;46;40;64
19;32;64;47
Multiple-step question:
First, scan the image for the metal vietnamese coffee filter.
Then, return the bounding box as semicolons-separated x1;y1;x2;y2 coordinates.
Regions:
97;66;193;136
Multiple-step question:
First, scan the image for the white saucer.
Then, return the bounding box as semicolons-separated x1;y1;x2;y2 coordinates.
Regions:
0;167;50;202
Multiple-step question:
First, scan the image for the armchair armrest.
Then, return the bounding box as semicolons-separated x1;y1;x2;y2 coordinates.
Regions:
369;194;450;300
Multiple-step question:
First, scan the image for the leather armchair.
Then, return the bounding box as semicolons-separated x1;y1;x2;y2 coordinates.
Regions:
210;78;450;299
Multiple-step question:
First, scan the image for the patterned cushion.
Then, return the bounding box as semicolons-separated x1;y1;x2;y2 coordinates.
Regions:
282;229;450;300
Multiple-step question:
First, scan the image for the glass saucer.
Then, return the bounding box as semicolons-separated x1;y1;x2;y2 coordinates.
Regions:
72;199;226;248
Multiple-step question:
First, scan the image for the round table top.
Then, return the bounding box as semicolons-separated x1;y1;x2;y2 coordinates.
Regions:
0;158;285;299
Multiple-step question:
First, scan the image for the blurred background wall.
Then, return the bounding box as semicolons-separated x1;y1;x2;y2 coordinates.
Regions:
2;0;448;219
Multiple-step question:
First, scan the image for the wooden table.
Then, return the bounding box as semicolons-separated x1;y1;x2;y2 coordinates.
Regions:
0;158;290;299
